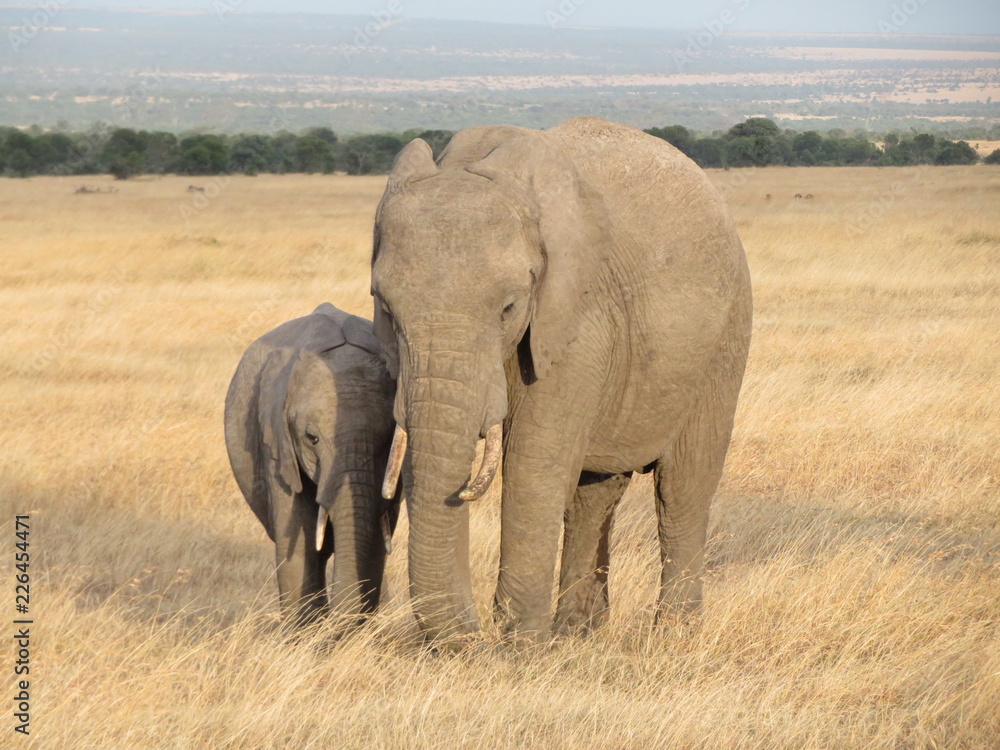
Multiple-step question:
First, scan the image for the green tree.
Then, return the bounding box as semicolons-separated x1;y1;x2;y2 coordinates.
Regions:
644;125;694;157
269;132;300;173
840;139;880;165
792;131;823;160
304;126;338;146
109;151;144;180
38;133;74;171
4;131;41;176
879;136;920;166
984;149;1000;165
726;118;780;139
912;133;936;162
724;135;782;167
295;135;336;173
688;137;725;168
229;134;276;174
338;133;405;175
143;132;178;174
103;128;148;179
935;140;979;165
174;135;228;175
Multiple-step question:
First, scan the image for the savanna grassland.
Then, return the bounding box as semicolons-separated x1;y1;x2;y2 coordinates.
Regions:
1;165;998;749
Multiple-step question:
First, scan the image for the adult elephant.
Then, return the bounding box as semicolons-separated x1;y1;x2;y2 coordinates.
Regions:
371;117;752;640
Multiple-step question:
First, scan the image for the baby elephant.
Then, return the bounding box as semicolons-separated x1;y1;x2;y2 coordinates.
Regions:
225;303;399;627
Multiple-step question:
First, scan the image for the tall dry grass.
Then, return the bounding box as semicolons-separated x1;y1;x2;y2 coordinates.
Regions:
1;166;998;748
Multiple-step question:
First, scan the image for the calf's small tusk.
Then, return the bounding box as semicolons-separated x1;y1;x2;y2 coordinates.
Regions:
380;512;393;556
316;506;328;552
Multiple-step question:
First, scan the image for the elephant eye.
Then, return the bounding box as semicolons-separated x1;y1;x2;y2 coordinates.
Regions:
305;431;319;445
380;300;391;316
501;301;516;322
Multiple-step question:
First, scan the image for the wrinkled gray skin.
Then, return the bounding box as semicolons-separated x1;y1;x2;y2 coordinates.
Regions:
371;117;752;641
225;303;398;627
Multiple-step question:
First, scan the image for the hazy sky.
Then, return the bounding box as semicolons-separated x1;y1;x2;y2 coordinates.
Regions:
60;0;1000;34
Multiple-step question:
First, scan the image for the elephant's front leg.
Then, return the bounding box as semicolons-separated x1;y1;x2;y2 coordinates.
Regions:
494;428;587;638
274;486;331;627
555;471;630;635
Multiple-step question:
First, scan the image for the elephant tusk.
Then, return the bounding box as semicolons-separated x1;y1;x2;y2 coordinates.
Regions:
380;512;393;556
382;424;407;500
459;422;503;502
316;506;328;552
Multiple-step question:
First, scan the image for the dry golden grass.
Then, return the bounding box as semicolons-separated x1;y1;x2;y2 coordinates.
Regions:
1;165;998;748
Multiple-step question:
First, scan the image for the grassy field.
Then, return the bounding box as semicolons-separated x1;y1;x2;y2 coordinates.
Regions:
1;165;998;748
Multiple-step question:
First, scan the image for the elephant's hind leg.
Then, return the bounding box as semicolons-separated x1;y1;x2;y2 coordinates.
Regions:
555;471;631;635
654;376;741;621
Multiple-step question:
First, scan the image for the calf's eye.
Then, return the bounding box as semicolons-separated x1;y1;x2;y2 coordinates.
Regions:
305;431;319;445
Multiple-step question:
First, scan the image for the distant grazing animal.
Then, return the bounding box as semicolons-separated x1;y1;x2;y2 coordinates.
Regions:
804;194;814;200
187;185;206;193
224;303;399;628
794;193;803;199
765;194;772;200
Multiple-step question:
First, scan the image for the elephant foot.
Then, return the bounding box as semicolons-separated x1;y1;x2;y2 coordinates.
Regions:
554;601;609;637
425;631;488;656
280;597;328;632
492;598;553;643
554;578;611;636
653;588;703;628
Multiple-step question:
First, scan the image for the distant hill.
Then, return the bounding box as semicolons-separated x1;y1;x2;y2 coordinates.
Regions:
2;8;998;134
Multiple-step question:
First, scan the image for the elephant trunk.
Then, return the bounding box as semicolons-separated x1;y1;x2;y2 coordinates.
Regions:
400;340;506;639
320;438;386;620
271;471;328;628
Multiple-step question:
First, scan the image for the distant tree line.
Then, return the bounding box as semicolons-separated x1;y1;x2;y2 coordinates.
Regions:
0;119;995;178
644;118;989;168
0;126;453;178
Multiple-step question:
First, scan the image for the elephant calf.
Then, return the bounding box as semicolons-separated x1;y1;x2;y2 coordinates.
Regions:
224;303;399;627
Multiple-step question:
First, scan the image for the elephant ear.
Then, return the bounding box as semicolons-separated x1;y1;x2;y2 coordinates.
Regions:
372;138;438;265
371;304;398;380
371;139;439;380
257;349;303;497
466;134;612;379
435;125;531;170
382;138;438;203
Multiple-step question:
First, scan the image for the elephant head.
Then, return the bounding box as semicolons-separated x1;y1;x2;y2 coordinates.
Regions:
370;130;611;638
225;306;398;628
